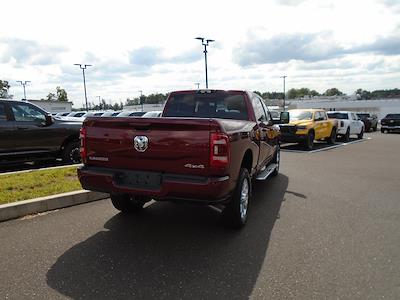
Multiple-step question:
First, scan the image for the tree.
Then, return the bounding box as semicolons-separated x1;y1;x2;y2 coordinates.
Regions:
56;86;68;102
0;80;13;99
323;88;343;96
287;88;298;99
46;92;56;101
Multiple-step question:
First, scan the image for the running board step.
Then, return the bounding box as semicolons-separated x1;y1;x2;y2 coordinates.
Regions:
256;163;277;180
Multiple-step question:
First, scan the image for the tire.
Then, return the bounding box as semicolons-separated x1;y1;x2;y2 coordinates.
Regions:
62;141;81;164
343;128;350;142
303;131;314;150
271;144;280;177
327;127;336;144
110;194;146;213
357;127;364;139
381;128;385;133
223;168;251;229
373;125;377;131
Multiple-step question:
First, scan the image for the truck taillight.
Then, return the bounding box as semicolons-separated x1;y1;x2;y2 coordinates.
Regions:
79;127;87;163
210;132;230;168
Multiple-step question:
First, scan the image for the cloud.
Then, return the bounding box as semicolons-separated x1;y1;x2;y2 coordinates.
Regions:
380;0;400;11
354;34;400;56
233;30;400;66
0;38;67;65
274;0;308;6
129;46;202;67
233;31;344;66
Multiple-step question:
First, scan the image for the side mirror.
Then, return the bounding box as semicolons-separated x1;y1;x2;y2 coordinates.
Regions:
45;115;54;126
280;111;289;124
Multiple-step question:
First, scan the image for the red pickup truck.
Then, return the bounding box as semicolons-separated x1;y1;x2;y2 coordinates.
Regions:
78;90;285;228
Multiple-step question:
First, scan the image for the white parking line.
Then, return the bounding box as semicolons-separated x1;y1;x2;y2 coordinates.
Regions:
281;137;371;154
0;163;82;176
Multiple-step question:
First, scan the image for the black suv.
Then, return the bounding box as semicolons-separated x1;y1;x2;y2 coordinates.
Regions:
0;100;82;165
381;113;400;133
356;112;378;132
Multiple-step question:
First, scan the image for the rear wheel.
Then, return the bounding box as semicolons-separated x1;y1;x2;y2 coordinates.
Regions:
343;128;350;142
357;128;364;139
111;194;148;213
327;127;336;144
223;168;251;229
373;124;377;131
62;141;81;164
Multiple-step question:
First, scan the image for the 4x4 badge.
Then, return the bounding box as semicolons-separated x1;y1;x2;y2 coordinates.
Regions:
134;136;149;152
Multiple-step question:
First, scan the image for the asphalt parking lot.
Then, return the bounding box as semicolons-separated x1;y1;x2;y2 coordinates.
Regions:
0;131;399;299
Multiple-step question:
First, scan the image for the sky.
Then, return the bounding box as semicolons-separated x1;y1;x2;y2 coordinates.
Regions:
1;0;399;107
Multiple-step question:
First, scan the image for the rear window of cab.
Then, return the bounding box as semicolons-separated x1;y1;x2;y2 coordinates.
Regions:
164;92;249;120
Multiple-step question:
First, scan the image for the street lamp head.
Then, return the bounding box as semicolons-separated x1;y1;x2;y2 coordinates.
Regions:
195;37;204;41
74;63;81;66
84;64;92;67
206;39;215;43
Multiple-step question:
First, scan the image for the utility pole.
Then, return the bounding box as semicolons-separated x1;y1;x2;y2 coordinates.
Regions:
74;64;92;111
195;37;214;89
280;75;287;111
16;81;30;100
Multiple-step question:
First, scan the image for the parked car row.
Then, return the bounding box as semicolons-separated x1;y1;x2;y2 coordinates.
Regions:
54;110;162;122
270;108;398;150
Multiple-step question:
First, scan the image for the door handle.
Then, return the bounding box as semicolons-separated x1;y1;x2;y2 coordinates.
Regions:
17;126;28;130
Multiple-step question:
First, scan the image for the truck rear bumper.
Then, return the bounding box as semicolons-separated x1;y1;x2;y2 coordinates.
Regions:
77;166;233;204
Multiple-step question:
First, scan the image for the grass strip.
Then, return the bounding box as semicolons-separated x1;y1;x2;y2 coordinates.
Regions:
0;167;82;205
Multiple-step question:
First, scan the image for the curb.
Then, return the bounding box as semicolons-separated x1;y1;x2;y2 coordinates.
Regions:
0;190;109;222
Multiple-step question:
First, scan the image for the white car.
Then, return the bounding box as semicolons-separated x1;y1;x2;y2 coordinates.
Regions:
142;111;162;118
327;111;364;141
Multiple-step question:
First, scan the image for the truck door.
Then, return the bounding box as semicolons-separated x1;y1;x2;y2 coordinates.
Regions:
350;113;360;134
0;102;15;156
8;102;60;154
251;95;273;169
314;111;324;139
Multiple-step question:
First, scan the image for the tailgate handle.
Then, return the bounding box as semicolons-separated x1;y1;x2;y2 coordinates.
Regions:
128;123;151;130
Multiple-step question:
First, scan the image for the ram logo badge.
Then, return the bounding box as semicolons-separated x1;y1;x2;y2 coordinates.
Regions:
134;136;149;152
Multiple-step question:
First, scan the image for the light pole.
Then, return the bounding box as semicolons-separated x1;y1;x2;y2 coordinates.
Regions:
138;90;143;111
96;96;101;109
280;75;287;111
74;64;92;111
195;37;214;89
16;80;30;100
194;82;200;90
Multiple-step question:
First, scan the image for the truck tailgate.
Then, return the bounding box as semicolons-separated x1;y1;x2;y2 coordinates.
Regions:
83;117;216;176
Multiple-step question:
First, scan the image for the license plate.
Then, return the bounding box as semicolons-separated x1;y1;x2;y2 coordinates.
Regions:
115;171;162;190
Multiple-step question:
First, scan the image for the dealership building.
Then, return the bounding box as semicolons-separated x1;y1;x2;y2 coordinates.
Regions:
27;100;73;113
